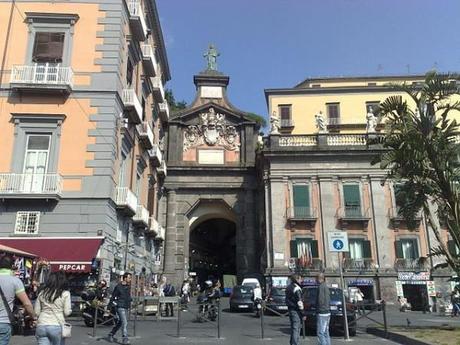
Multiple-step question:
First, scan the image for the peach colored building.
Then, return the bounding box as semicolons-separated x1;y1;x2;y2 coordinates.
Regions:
0;0;170;290
263;75;456;309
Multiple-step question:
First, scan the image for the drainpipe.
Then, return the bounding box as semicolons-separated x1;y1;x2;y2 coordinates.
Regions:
0;0;14;87
264;176;273;271
369;177;382;300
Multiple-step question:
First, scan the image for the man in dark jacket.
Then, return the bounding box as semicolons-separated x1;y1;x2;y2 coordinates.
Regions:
108;273;132;345
285;274;304;345
316;273;331;345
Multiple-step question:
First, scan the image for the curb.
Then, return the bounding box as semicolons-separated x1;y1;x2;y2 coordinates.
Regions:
366;327;431;345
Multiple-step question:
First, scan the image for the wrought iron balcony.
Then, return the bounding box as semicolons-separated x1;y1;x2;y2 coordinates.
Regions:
137;121;154;149
127;0;147;41
388;207;422;228
122;88;143;124
133;205;149;227
290;258;323;272
287;207;317;221
148;144;162;167
343;258;375;271
114;187;137;215
158;102;169;122
148;217;159;235
10;64;73;92
0;173;63;199
337;206;370;220
152;76;165;103
280;119;294;128
141;44;159;77
394;258;428;271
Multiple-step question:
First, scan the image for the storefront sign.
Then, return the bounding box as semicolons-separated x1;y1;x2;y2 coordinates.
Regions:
272;277;288;288
300;278;318;286
397;271;430;281
347;279;374;286
52;263;89;272
427;281;436;297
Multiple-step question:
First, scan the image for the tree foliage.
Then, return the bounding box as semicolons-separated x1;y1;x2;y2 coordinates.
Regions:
373;71;460;275
165;89;187;113
245;112;267;129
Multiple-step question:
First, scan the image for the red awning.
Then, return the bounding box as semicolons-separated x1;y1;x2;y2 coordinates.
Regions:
0;244;37;258
0;237;104;273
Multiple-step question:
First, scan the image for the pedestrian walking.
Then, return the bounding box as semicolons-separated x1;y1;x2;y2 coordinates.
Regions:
180;280;190;311
0;255;37;345
316;273;331;345
355;288;364;315
107;273;132;345
285;274;303;345
34;271;72;345
451;289;460;317
163;281;176;317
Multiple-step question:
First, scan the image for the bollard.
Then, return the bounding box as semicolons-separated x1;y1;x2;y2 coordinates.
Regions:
92;304;98;338
217;299;221;339
260;301;265;339
382;300;388;338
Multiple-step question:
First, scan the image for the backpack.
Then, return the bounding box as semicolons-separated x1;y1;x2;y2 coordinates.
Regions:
164;284;176;297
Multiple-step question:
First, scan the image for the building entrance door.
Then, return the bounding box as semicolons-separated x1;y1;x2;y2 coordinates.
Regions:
189;218;236;286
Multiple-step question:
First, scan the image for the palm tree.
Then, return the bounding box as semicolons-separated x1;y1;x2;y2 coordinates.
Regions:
372;71;460;276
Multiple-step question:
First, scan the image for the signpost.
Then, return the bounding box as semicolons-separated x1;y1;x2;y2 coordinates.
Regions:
328;231;351;341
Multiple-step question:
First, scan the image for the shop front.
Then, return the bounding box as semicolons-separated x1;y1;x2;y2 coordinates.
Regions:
0;237;104;296
396;271;433;311
0;244;36;283
346;278;375;303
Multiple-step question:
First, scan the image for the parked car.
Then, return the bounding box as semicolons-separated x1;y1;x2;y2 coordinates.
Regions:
302;286;356;336
241;278;260;289
265;287;288;314
229;285;254;312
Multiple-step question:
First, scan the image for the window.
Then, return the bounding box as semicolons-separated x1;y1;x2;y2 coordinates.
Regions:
23;135;51;193
395;239;419;259
119;154;128;187
343;184;361;217
366;101;379;114
348;239;371;259
326;103;340;125
127;59;134;86
15;212;40;235
135;171;142;199
278;105;292;127
393;183;406;210
293;184;310;217
290;238;319;259
32;32;65;63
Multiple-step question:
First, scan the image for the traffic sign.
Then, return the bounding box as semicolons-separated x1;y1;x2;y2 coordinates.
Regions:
328;231;349;252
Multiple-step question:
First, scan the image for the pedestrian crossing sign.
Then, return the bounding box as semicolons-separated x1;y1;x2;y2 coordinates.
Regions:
328;231;349;252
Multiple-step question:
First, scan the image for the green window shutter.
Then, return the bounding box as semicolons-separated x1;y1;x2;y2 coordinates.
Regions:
293;185;309;207
448;240;458;256
394;240;403;258
343;184;360;206
362;240;372;258
290;240;298;258
311;240;319;258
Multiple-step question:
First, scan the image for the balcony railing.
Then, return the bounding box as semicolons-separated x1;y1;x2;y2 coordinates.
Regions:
141;44;159;77
281;119;294;127
148;144;162;167
327;134;368;146
10;64;73;92
122;88;143;124
290;258;323;272
158;160;167;177
133;205;149;226
148;217;159;234
0;173;63;198
158;102;169;122
279;135;317;147
394;258;428;271
388;207;423;221
288;206;317;220
343;258;375;271
327;118;365;126
152;76;165;103
127;0;147;41
137;122;154;149
337;205;370;220
114;187;137;214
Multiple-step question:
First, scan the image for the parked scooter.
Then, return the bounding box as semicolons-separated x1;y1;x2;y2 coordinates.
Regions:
81;289;115;327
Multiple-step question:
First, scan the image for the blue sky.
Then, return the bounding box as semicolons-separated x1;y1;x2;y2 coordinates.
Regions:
157;0;460;123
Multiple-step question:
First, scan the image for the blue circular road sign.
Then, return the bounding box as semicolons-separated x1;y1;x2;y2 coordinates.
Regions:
333;239;344;250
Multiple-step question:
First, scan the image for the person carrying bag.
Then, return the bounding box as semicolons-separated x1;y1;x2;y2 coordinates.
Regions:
34;272;72;345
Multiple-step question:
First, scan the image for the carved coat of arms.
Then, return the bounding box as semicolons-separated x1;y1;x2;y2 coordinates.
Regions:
183;107;240;152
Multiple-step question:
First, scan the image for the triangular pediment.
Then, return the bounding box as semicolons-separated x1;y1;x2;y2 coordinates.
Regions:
170;102;257;127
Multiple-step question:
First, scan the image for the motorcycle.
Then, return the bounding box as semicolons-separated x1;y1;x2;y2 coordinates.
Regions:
81;289;115;327
196;293;218;322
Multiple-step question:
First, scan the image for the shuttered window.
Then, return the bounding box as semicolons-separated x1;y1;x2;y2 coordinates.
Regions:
395;239;418;259
32;32;65;62
293;185;310;217
348;239;372;259
343;184;361;217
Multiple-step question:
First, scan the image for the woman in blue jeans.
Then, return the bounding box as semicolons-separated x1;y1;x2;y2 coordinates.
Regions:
34;272;72;345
